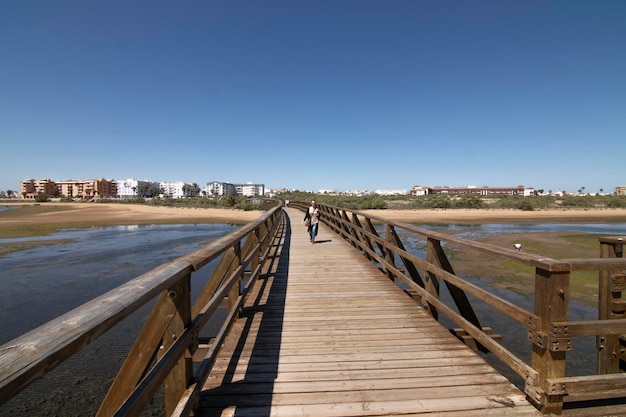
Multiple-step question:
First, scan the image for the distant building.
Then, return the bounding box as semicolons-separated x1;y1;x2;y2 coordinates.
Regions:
412;184;527;196
236;183;264;197
205;181;264;198
206;181;236;198
523;187;536;197
116;178;158;199
57;178;117;199
342;190;374;197
412;185;430;196
20;178;116;199
616;185;626;196
19;179;56;199
92;178;117;199
159;181;188;199
374;189;410;196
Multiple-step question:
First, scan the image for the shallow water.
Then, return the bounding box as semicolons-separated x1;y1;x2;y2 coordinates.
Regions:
386;221;626;389
0;223;239;344
423;221;626;235
0;223;237;416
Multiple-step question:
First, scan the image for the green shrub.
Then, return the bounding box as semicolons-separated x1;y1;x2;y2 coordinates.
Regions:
35;192;49;202
452;195;484;209
560;196;594;208
408;194;452;209
516;199;534;211
606;196;626;208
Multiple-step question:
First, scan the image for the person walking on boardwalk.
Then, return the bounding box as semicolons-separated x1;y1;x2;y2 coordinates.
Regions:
303;200;320;243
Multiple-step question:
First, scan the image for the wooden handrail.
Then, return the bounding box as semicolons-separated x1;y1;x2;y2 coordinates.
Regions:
0;202;284;416
291;201;626;415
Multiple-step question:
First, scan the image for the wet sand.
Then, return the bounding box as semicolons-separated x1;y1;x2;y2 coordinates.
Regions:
0;202;263;238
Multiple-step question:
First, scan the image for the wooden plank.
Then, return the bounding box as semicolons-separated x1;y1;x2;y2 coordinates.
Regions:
197;208;541;417
199;395;537;417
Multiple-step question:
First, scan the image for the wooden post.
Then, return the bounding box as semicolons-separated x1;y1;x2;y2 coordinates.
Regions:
384;225;397;281
387;226;425;288
426;235;482;336
425;238;441;320
162;274;192;416
228;242;242;312
251;228;261;279
530;268;569;414
597;237;624;374
96;272;193;417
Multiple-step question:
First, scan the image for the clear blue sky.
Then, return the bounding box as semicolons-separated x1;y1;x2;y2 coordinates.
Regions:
1;1;624;194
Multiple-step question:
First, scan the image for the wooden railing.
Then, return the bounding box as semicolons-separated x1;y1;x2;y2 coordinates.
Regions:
291;202;626;415
0;202;284;417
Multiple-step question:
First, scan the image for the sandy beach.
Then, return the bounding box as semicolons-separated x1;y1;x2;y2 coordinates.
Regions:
0;202;263;230
2;202;626;232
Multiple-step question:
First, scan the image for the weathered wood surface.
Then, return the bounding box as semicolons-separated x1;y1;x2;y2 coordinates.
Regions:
196;208;540;417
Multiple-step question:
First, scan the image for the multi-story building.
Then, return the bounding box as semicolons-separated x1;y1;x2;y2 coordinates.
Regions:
56;178;117;199
159;181;188;199
116;178;157;199
206;181;236;198
205;181;264;198
236;183;264;197
20;178;117;199
616;185;626;196
19;179;57;199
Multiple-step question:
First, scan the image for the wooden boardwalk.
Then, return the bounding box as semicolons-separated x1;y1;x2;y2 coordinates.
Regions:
196;208;541;416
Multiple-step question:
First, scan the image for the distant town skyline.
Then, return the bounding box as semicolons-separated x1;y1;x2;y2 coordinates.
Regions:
1;2;624;194
6;175;621;197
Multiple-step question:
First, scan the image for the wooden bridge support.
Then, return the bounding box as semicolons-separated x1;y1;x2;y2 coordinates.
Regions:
529;268;570;414
162;276;193;416
597;237;625;374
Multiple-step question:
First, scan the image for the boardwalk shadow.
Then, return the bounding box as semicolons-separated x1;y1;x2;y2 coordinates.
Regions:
313;239;332;244
199;210;291;416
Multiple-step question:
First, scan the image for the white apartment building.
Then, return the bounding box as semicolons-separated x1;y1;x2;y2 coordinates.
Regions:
159;181;188;199
206;181;236;198
116;178;155;199
236;183;264;197
205;181;264;198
